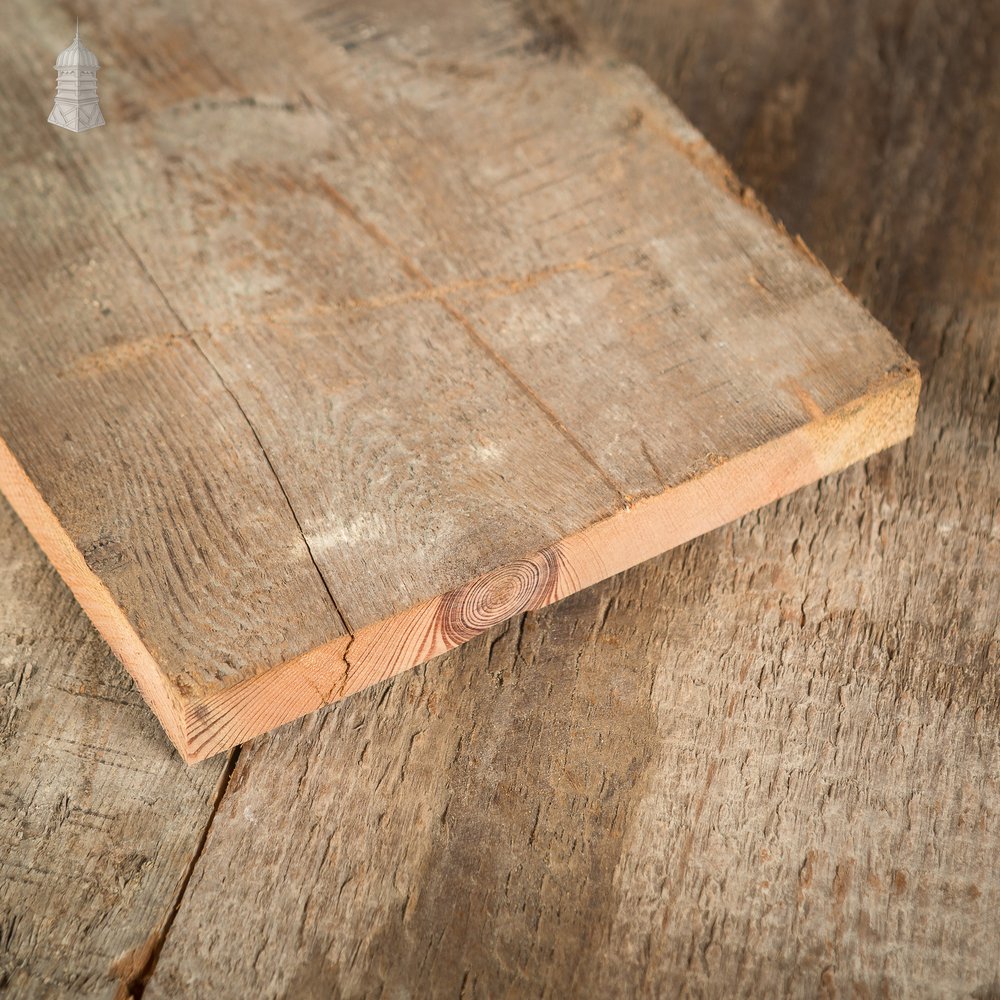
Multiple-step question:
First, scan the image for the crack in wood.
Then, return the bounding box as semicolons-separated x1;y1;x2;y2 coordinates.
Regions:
105;218;355;640
113;746;241;999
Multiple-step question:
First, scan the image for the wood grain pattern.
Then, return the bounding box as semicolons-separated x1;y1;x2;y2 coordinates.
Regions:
0;0;996;997
0;0;916;760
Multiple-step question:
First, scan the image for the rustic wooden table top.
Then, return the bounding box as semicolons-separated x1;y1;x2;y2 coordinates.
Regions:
2;1;997;997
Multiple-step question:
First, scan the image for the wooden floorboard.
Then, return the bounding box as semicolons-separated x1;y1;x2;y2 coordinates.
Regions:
1;0;996;997
0;0;915;760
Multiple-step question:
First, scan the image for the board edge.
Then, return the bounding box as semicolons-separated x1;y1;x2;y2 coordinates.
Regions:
179;362;920;762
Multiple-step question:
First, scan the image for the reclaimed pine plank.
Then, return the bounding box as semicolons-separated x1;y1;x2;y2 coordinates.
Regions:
0;0;917;761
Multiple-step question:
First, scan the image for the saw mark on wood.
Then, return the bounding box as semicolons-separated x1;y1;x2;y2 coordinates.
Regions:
331;259;643;313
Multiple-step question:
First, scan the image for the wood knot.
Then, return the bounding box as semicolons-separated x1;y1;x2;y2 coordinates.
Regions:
438;547;562;646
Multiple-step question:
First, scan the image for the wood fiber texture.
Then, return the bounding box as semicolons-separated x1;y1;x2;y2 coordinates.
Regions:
0;0;916;760
3;0;995;998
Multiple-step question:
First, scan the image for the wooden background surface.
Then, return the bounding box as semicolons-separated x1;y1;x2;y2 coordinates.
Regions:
2;0;998;996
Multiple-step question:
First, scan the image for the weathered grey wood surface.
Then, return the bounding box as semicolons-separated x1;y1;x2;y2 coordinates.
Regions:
2;0;998;997
0;0;915;760
0;491;232;997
